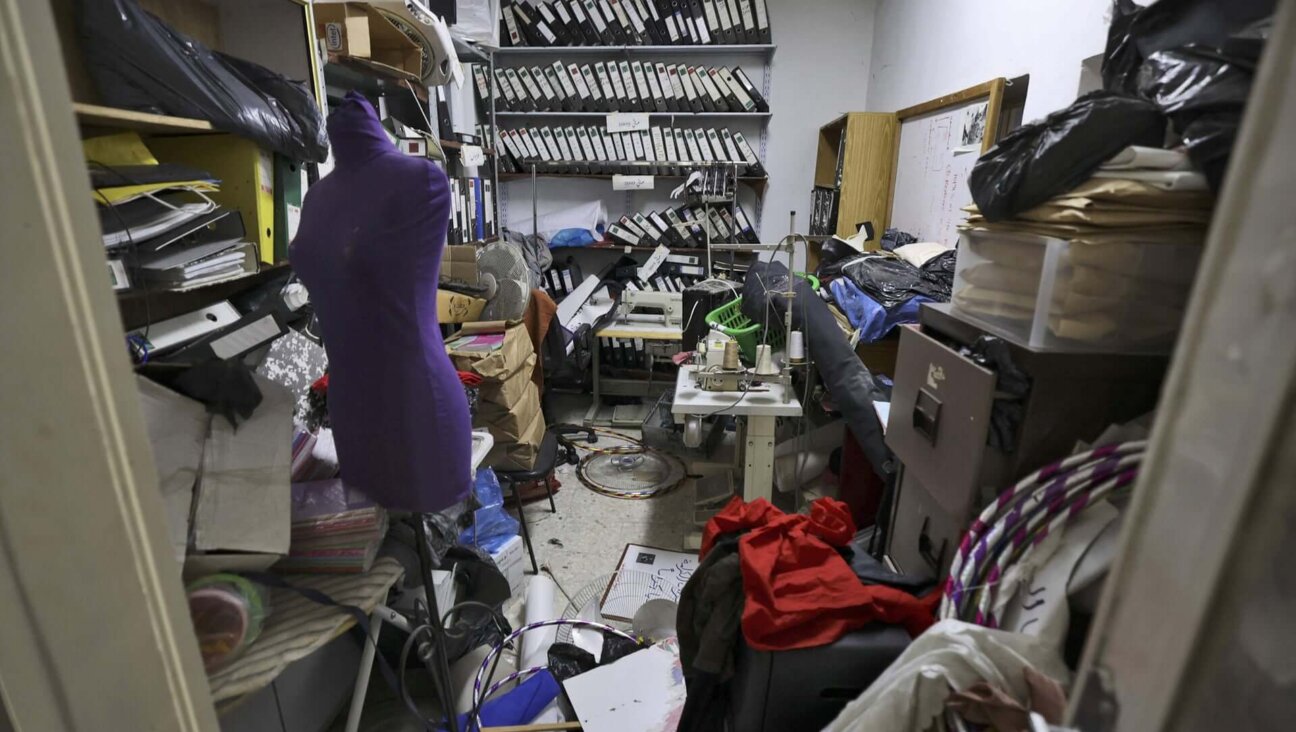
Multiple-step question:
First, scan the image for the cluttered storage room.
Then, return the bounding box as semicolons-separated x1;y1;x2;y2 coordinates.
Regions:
4;0;1295;730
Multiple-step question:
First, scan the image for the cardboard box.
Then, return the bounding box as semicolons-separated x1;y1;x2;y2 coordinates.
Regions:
315;3;422;81
442;245;479;284
438;289;487;324
450;320;545;470
187;374;293;575
476;353;537;405
136;376;208;565
490;534;525;598
448;320;534;383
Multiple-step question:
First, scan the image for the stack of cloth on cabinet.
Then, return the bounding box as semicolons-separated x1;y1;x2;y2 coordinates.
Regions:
956;146;1214;346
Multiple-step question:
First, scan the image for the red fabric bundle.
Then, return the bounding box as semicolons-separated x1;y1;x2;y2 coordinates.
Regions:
457;370;483;387
701;496;939;650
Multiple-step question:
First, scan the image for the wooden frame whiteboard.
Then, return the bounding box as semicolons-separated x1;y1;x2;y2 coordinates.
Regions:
886;79;1006;246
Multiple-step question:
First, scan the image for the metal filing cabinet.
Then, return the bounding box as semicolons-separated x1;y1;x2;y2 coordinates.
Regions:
885;303;1170;578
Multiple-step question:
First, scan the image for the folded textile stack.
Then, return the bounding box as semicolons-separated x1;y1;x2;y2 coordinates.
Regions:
90;132;257;293
278;479;389;574
954;146;1212;349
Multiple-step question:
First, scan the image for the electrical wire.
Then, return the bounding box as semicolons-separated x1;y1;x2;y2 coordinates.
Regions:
398;624;436;730
469;618;639;731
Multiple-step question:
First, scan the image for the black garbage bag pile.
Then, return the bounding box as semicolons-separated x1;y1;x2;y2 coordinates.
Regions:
969;0;1274;221
77;0;328;162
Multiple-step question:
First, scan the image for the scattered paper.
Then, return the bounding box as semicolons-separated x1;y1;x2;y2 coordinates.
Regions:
602;544;698;622
563;639;686;732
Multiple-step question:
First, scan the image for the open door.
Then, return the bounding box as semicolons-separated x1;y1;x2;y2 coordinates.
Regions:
1069;3;1296;730
0;0;217;729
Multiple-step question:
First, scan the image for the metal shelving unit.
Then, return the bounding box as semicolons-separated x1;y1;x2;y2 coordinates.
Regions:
488;40;776;257
496;110;770;118
493;44;776;57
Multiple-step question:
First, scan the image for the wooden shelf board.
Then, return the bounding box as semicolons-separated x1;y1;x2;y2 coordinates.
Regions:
116;262;292;332
74;103;215;135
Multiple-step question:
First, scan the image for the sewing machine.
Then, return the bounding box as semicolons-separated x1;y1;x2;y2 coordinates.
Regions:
615;289;684;328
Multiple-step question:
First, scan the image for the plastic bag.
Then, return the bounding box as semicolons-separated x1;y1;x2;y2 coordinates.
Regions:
968;91;1165;222
838;254;949;311
919;249;958;300
880;228;918;252
961;337;1032;452
1101;0;1274;95
77;0;328;162
1135;19;1271;189
459;468;520;554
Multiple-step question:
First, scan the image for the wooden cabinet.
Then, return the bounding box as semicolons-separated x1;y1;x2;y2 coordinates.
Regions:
811;112;898;241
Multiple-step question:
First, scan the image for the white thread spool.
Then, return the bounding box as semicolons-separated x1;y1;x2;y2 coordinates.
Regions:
788;331;806;363
754;344;779;375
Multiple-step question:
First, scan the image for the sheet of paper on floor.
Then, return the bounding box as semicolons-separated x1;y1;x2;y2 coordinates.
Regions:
601;543;699;621
563;639;686;732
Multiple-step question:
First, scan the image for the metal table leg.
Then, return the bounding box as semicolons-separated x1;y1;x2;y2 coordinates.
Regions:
742;415;776;502
583;336;602;425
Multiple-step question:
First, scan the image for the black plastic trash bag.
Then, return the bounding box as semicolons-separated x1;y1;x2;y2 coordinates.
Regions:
968;91;1165;222
839;254;950;311
77;0;328;163
918;249;958;301
1101;0;1274;95
1135;19;1271;189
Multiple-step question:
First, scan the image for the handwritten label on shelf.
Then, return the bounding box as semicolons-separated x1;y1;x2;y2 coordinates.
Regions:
607;112;650;133
613;174;655;191
461;144;487;167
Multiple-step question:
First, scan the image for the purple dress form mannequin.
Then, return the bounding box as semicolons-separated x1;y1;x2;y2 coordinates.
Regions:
290;92;471;513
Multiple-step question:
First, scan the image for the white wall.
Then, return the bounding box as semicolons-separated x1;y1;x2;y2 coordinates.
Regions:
866;0;1115;123
761;0;876;237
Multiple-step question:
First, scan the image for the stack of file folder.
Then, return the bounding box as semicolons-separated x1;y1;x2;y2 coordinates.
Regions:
605;202;758;247
499;0;772;47
279;479;389;574
477;61;768;114
87;132;258;292
448;176;498;244
497;123;765;176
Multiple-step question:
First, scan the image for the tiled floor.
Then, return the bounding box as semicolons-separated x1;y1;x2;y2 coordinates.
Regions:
516;394;697;600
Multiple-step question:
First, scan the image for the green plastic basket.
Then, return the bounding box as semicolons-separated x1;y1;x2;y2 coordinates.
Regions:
705;273;820;363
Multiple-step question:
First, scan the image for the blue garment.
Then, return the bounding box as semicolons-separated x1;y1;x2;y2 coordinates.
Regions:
549;228;596;248
440;669;560;731
830;278;931;343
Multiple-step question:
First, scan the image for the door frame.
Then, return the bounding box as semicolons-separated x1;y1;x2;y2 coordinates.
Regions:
1069;3;1296;729
0;0;217;729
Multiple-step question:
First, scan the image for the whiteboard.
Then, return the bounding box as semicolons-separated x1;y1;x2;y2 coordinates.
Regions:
890;99;990;247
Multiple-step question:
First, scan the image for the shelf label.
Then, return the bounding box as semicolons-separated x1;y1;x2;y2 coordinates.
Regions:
607;112;650;133
461;144;486;167
613;174;655;191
